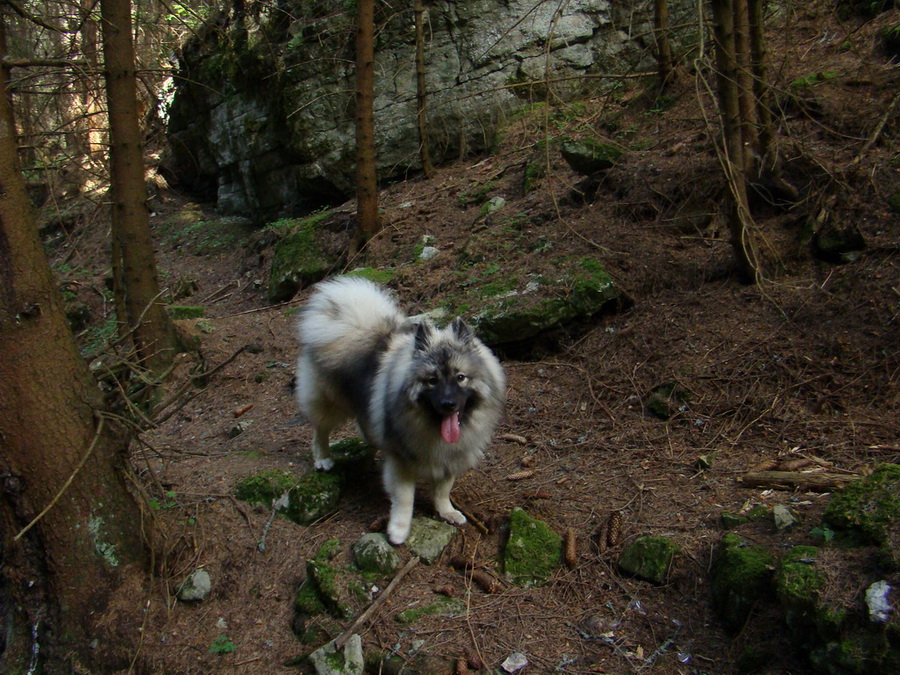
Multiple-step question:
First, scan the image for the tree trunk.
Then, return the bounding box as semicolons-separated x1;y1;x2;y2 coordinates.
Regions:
654;0;674;88
354;0;380;243
0;17;148;671
732;0;757;168
711;0;759;282
101;0;176;375
748;0;774;167
414;0;434;178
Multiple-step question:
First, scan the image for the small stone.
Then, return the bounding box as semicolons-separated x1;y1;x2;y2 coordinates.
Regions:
309;634;364;675
419;246;439;261
865;580;893;624
773;504;800;531
501;651;528;673
405;518;458;564
352;533;401;575
177;569;211;602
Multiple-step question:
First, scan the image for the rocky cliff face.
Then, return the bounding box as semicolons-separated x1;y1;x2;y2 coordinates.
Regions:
163;1;688;222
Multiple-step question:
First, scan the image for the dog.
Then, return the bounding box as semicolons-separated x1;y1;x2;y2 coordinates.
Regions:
294;276;506;545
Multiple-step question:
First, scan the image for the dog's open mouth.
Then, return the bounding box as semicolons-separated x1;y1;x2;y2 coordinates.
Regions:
441;412;461;444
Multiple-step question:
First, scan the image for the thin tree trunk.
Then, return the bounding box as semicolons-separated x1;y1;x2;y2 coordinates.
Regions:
733;0;757;169
414;0;434;178
100;0;176;375
748;0;774;166
354;0;379;243
0;17;148;671
654;0;674;87
711;0;759;282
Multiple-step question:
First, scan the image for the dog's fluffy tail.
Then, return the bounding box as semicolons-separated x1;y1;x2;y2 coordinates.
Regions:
297;276;406;368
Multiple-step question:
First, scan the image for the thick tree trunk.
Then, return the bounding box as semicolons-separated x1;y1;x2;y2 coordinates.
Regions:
101;0;175;375
414;0;434;178
354;0;380;243
0;18;148;671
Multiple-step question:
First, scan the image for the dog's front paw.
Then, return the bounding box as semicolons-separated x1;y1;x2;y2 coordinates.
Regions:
438;508;467;526
387;518;411;546
314;457;335;472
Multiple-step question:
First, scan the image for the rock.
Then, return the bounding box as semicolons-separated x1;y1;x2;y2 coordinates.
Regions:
720;505;769;529
234;469;342;526
617;535;680;584
812;222;866;264
773;504;800;531
305;539;365;620
560;138;623;175
165;305;205;320
419;246;440;261
177;568;211;602
864;580;892;624
823;463;900;566
501;651;529;673
352;533;401;576
308;634;364;675
163;1;690;220
503;508;562;587
395;597;466;625
710;533;775;632
644;381;691;420
267;212;343;302
470;258;619;346
405;517;458;565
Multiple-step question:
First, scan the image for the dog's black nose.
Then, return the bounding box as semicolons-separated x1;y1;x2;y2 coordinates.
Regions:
439;399;458;413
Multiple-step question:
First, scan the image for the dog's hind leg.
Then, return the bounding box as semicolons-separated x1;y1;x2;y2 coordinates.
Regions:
383;458;416;545
433;476;466;526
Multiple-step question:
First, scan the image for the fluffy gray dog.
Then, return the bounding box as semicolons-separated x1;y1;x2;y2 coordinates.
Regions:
295;276;506;545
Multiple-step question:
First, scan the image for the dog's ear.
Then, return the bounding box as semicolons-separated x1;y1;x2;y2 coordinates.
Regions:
450;316;474;345
414;321;433;351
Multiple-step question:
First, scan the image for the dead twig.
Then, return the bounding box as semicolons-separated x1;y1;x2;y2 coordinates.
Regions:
740;470;859;492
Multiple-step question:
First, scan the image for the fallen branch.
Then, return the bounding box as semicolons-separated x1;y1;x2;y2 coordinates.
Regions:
740;470;858;492
333;557;419;650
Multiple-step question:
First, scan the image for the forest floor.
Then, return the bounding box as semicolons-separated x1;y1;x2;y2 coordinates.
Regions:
47;5;898;674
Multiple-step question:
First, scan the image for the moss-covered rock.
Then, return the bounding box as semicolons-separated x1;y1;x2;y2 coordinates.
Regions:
166;305;205;320
405;517;459;565
711;533;776;632
503;508;562;587
560;138;623;175
617;535;681;584
344;267;395;285
824;464;900;567
268;212;340;302
234;469;342;526
304;539;367;621
644;381;691;420
776;545;848;639
720;504;769;529
395;596;466;625
351;533;401;576
470;258;618;346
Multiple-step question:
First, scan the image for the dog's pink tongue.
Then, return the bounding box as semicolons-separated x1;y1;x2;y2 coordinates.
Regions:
441;412;461;443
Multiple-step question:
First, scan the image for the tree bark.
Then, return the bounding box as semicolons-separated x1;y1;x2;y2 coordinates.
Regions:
101;0;176;375
748;0;774;167
654;0;674;88
711;0;760;282
414;0;434;178
0;16;148;671
354;0;380;243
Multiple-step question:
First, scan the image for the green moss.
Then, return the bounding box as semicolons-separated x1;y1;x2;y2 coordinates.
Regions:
711;533;775;632
617;535;681;584
304;539;366;620
268;211;337;302
823;464;900;546
345;267;395;285
395;597;466;624
560;138;623;175
789;71;840;89
503;508;562;587
166;305;205;320
235;469;342;526
776;545;826;635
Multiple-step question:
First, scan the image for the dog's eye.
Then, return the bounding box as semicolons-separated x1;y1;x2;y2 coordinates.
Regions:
426;376;439;386
456;373;467;383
